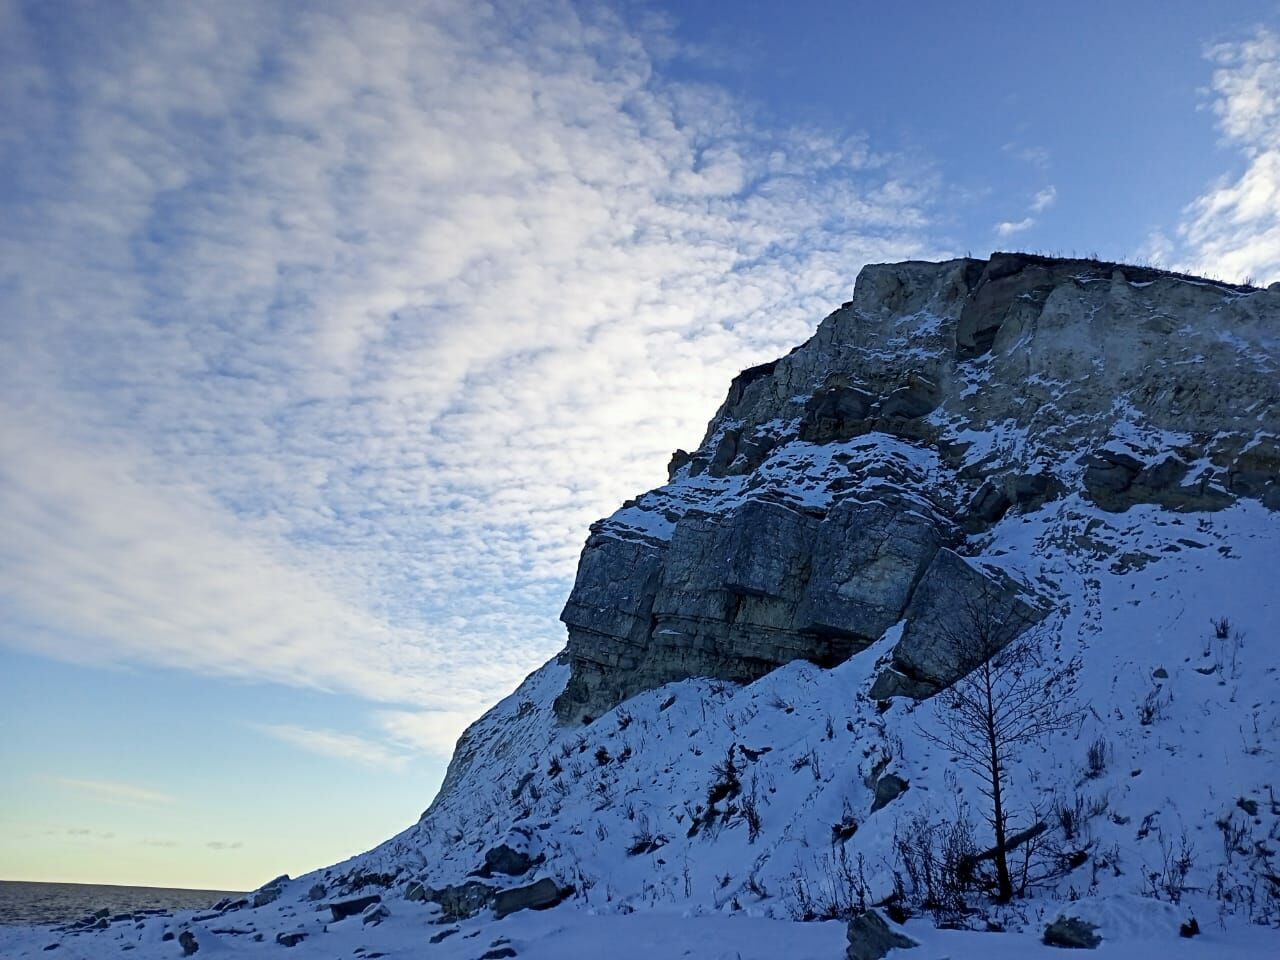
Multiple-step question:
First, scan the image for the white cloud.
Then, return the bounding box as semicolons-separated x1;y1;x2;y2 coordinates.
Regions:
995;217;1035;239
0;1;942;756
255;723;410;772
993;186;1055;240
377;709;481;758
1030;186;1057;213
44;776;176;807
1173;27;1280;283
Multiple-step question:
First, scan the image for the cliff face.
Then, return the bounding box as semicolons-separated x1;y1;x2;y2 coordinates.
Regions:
12;255;1278;958
555;253;1280;723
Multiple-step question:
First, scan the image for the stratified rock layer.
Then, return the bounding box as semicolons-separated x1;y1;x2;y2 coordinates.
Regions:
555;253;1280;723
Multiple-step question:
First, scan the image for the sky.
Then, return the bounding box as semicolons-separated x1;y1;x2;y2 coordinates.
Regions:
1;0;1278;891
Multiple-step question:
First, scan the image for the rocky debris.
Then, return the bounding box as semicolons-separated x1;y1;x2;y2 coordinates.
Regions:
492;878;563;919
420;881;495;921
429;927;460;944
252;889;281;908
178;930;199;956
275;932;308;947
1083;449;1232;513
1042;916;1101;948
411;877;564;922
329;895;382;922
306;884;326;901
337;869;399;893
846;910;917;960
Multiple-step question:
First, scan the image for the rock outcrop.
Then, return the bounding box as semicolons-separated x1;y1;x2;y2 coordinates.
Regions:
555;253;1280;723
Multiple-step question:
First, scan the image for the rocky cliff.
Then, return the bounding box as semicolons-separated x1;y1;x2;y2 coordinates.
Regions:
555;253;1280;723
10;254;1279;957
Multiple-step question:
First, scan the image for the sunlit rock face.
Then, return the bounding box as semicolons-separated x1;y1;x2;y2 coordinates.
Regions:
554;253;1280;723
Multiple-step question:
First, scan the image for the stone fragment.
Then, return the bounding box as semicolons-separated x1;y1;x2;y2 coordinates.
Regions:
492;878;563;919
870;774;909;813
328;895;382;922
1043;916;1101;948
846;910;917;960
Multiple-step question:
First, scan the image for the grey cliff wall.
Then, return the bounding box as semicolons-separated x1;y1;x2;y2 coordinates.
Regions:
554;253;1280;723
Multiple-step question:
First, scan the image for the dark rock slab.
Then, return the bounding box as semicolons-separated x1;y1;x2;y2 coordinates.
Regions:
1043;915;1101;948
492;878;563;919
846;909;917;960
328;894;382;922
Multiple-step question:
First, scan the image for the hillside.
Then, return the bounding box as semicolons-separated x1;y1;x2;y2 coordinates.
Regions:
5;253;1278;958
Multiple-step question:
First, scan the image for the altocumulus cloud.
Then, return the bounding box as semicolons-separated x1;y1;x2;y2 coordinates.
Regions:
0;0;942;756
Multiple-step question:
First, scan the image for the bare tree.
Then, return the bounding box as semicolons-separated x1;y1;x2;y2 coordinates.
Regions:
920;585;1079;903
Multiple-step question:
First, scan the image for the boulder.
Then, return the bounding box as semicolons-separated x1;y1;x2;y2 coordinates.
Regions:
1043;916;1101;948
422;881;495;921
275;932;307;947
492;878;563;919
252;874;289;908
328;895;382;922
968;480;1010;525
870;774;909;812
885;551;1043;696
846;910;917;960
483;843;537;877
178;931;199;956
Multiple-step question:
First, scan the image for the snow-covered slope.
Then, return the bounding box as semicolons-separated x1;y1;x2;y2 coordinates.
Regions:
5;255;1277;958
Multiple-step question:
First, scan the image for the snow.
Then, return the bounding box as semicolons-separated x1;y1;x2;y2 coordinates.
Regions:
7;409;1279;955
5;490;1275;958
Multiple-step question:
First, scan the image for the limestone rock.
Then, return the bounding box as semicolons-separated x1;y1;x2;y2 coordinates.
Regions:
492;878;563;918
1043;915;1102;948
884;551;1044;696
421;881;494;921
482;843;538;877
539;253;1280;724
328;895;382;922
846;910;917;960
870;773;909;812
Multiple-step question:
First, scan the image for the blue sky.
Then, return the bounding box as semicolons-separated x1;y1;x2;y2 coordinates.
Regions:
1;0;1278;890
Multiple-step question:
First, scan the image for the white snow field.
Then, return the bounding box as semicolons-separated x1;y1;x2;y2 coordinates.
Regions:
3;489;1276;957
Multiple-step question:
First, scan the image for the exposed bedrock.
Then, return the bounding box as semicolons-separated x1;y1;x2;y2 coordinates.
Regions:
554;253;1280;723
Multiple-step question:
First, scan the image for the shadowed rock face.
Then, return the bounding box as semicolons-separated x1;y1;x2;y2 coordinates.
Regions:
554;253;1280;723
